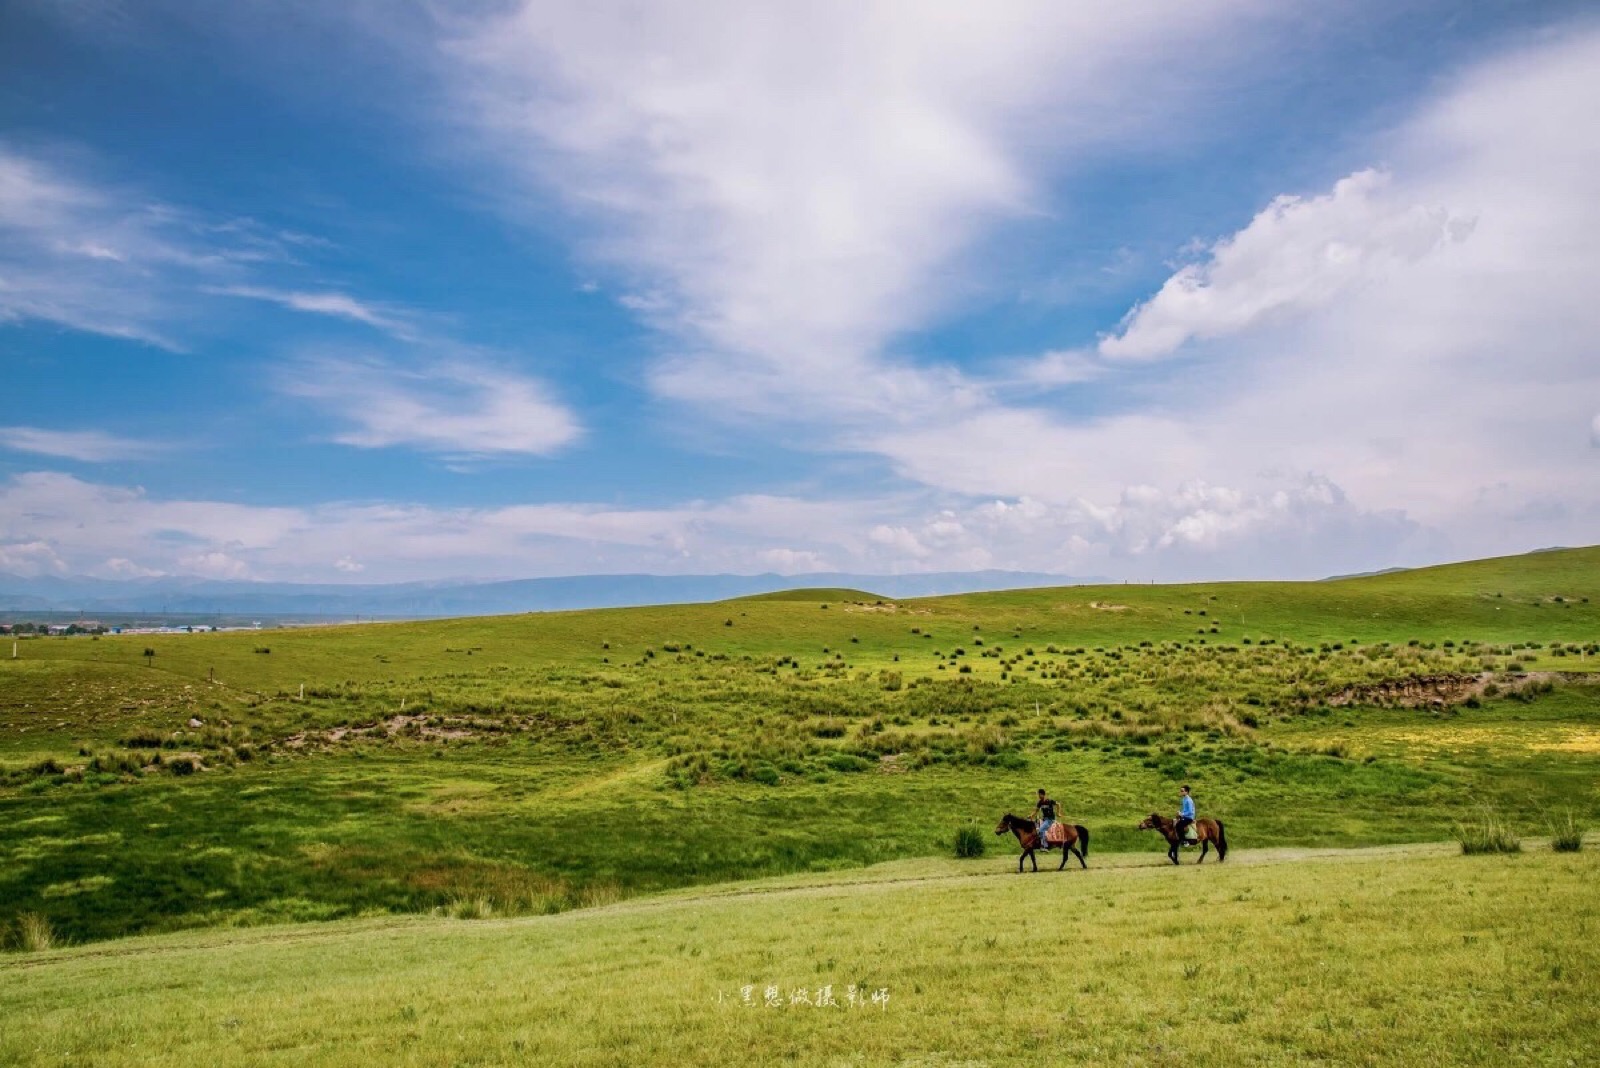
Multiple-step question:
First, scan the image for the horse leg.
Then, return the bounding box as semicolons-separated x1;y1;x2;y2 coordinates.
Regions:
1029;847;1038;873
1075;844;1087;870
1198;839;1210;864
1057;843;1068;871
1168;840;1180;865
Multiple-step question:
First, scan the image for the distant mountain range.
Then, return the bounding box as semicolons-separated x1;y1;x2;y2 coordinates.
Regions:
0;570;1105;620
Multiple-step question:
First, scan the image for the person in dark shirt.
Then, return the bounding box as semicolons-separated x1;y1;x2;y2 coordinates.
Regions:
1032;788;1059;848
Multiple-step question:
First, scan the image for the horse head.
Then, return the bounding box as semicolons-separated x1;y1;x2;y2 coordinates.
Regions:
1137;812;1163;830
995;814;1016;835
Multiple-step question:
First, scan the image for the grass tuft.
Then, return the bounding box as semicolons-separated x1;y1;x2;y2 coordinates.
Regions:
1549;810;1585;853
13;911;55;952
1456;807;1521;855
953;825;987;859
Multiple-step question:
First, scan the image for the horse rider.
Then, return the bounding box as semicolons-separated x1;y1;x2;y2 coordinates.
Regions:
1032;788;1059;849
1176;784;1196;845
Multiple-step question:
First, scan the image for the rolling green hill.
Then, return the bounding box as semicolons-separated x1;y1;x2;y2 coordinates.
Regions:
1;546;1597;949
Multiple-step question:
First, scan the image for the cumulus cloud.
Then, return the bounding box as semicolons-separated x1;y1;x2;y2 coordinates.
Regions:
1098;169;1474;360
0;469;1429;584
869;25;1600;565
0;539;68;577
281;355;581;457
0;426;166;463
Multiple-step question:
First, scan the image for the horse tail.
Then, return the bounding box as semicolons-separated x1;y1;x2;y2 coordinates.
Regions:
1075;825;1089;857
1215;820;1227;862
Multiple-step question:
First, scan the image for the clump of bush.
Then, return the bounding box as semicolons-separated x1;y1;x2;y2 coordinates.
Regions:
1549;810;1585;853
7;912;55;953
1457;807;1521;855
953;825;987;859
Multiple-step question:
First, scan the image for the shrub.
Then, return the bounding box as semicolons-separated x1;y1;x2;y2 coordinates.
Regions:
1456;807;1521;855
166;755;200;776
15;912;54;952
1550;810;1585;853
953;826;987;859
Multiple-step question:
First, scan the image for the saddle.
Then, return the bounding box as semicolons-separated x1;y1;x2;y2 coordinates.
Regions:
1042;823;1069;846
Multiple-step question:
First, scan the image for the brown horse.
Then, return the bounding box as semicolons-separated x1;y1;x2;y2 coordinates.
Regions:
995;813;1089;872
1139;812;1228;865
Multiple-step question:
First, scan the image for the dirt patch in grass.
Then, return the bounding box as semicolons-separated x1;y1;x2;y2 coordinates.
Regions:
1327;671;1586;709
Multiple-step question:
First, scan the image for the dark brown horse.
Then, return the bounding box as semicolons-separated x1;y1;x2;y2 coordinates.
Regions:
995;813;1089;872
1139;812;1228;864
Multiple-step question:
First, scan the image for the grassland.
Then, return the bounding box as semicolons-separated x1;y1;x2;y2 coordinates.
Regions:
1;547;1597;949
1;845;1595;1066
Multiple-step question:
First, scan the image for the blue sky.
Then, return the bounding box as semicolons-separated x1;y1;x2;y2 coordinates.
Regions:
1;1;1596;583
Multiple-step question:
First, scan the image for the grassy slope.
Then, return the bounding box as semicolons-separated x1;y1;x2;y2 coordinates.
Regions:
1;547;1597;946
2;845;1595;1067
8;545;1598;696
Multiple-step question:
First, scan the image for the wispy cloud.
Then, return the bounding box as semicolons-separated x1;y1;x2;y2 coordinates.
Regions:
440;1;1281;423
207;284;419;339
0;426;167;463
0;146;217;348
0;145;342;350
280;354;581;457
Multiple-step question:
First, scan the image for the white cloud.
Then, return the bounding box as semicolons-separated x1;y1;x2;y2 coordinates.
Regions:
0;146;248;348
1098;169;1473;361
440;1;1279;421
281;355;581;457
0;539;68;577
0;426;166;463
177;551;253;580
9;12;1599;582
755;548;832;573
865;25;1600;565
102;557;165;578
0;146;428;363
0;469;1430;584
207;285;418;338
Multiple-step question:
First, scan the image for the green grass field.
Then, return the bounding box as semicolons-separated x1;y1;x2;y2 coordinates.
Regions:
2;845;1595;1066
1;547;1597;947
1;547;1597;1061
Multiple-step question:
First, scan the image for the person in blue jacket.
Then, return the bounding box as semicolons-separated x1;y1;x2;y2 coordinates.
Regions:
1176;785;1197;845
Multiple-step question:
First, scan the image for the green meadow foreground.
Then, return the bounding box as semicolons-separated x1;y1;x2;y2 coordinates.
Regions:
0;547;1597;946
2;547;1598;1063
2;846;1595;1066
